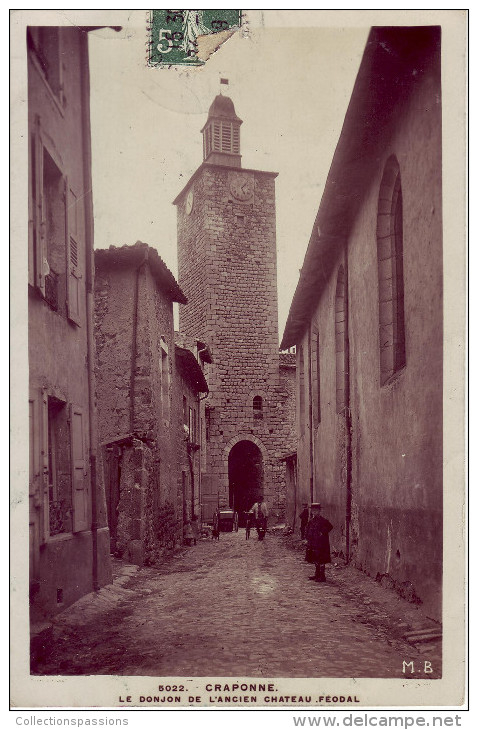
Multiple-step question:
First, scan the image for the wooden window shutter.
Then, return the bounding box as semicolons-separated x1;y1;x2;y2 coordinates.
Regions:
28;134;35;287
39;388;50;542
70;404;88;532
29;391;43;569
33;120;46;296
65;179;82;325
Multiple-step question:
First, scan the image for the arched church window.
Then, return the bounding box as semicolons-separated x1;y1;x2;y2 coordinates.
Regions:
253;395;263;419
335;266;346;413
377;155;406;385
299;345;305;434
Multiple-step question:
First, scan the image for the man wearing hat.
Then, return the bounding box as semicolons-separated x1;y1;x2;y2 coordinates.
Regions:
305;503;333;582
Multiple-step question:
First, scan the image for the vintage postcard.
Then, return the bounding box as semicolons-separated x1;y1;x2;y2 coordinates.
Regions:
10;9;467;711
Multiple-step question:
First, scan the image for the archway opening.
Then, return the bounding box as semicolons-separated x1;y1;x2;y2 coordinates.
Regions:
228;440;264;525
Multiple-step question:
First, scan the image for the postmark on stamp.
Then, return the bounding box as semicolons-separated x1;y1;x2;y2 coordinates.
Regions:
148;10;242;66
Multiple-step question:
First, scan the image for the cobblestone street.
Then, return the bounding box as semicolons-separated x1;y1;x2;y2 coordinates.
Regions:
32;532;441;678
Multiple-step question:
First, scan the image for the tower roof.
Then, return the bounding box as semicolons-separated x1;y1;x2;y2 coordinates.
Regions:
206;94;242;124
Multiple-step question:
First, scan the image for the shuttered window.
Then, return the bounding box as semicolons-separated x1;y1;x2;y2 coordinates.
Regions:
32;119;46;296
213;122;221;151
66;191;82;325
221;122;232;152
232;124;240;154
34;392;88;539
203;119;240;159
70;404;88;532
29;118;82;324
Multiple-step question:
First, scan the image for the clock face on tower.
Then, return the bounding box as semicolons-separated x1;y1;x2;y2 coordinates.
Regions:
186;189;194;215
229;173;253;202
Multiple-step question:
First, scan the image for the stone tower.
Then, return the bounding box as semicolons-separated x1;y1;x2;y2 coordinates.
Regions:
174;92;296;525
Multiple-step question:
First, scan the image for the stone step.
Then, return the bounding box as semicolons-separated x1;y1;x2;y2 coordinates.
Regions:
403;629;442;643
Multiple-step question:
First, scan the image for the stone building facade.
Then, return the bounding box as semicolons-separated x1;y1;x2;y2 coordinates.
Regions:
94;242;208;564
174;337;211;523
27;26;112;621
174;94;296;525
281;27;442;619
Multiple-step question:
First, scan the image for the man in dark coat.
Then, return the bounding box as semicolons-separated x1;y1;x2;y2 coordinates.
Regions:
305;503;333;582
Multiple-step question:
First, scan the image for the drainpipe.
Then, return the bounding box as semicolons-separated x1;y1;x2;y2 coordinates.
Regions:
130;266;140;434
344;241;352;563
81;33;99;590
292;455;298;533
197;386;209;522
187;445;195;519
308;326;314;504
130;250;149;434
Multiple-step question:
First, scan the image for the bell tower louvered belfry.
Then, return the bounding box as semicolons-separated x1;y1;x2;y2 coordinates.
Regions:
174;91;296;527
201;93;242;168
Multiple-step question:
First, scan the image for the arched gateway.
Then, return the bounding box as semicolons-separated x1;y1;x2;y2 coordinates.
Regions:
228;440;264;524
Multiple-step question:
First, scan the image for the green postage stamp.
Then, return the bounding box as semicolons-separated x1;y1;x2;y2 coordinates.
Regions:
148;9;242;66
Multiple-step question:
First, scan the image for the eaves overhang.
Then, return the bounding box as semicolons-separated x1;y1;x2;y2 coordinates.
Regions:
95;242;187;304
175;346;209;394
280;25;440;350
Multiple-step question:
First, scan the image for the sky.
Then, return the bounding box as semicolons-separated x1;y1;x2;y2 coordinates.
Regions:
88;12;369;339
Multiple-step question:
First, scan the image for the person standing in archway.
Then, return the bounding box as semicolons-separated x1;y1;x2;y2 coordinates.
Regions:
299;503;309;540
250;495;269;540
305;503;333;582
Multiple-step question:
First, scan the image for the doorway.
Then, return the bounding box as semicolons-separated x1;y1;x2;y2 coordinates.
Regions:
228;440;264;525
104;444;121;553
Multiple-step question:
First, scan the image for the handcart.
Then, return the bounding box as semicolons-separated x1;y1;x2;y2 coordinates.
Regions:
213;508;239;532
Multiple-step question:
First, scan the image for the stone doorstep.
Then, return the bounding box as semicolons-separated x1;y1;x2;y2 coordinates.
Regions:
403;629;442;644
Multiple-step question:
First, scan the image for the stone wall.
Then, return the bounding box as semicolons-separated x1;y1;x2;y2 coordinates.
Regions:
176;164;296;522
113;439;180;566
94;251;183;561
295;65;442;619
94;264;135;442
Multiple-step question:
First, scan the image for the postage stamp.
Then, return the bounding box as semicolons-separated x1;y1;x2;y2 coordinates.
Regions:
148;9;242;66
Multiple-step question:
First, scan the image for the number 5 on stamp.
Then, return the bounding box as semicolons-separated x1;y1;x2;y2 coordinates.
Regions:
149;10;242;66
